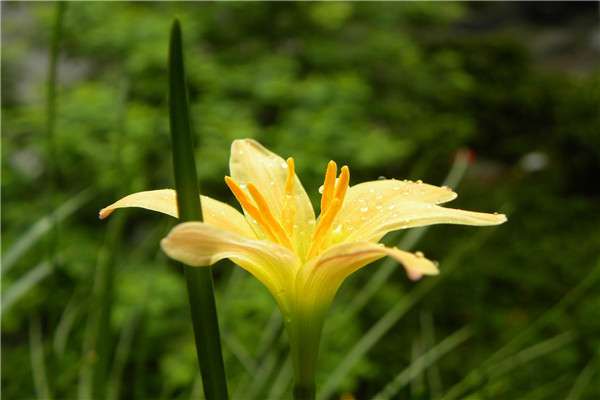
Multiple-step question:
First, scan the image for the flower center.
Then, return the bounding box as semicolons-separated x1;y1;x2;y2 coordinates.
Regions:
224;158;350;259
308;161;349;258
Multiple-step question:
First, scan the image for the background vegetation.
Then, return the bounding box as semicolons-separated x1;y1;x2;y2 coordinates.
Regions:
2;2;599;399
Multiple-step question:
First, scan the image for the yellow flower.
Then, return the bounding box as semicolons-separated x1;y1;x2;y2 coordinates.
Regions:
100;139;506;393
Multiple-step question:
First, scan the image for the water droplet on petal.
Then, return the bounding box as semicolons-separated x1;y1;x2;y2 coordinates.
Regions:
377;176;387;180
415;251;424;258
318;185;324;194
281;162;288;169
360;207;369;212
416;179;423;184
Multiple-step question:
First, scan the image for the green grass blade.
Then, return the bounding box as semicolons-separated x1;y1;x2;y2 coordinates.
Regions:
53;292;84;357
565;354;599;400
442;259;600;400
107;310;140;400
168;19;228;400
441;331;576;400
2;188;93;274
268;356;293;400
30;316;52;400
373;326;472;400
91;214;126;399
45;1;66;271
421;312;443;399
2;261;52;314
318;229;495;400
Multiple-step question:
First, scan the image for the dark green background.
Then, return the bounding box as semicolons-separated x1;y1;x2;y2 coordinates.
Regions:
3;2;599;399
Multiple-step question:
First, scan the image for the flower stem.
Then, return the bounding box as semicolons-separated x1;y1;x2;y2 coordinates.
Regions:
287;308;325;400
168;19;229;400
293;383;316;400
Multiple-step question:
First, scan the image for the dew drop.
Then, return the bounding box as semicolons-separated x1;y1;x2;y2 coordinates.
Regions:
415;251;424;258
318;185;324;194
360;206;369;212
280;162;288;169
441;185;451;191
377;176;387;180
416;179;423;184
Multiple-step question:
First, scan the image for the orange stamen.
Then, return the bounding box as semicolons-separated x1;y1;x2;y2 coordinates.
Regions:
247;183;294;250
320;161;337;214
308;198;343;258
308;165;351;258
283;158;296;235
334;166;350;201
224;177;278;242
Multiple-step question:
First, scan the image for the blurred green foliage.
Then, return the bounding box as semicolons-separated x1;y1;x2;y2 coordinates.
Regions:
2;2;599;399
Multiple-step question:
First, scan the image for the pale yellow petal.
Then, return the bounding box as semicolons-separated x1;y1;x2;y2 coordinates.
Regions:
99;189;179;219
229;139;316;249
299;241;438;307
200;196;256;238
346;202;506;242
328;179;504;243
161;222;299;312
99;189;255;238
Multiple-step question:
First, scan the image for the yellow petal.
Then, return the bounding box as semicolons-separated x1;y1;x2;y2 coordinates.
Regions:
330;180;505;243
229;139;316;249
299;242;439;307
99;189;179;219
161;222;299;311
350;202;506;242
99;189;255;238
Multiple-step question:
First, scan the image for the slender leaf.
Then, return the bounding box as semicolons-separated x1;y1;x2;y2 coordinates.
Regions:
373;326;472;400
168;19;228;400
2;261;52;313
30;317;52;400
2;188;93;274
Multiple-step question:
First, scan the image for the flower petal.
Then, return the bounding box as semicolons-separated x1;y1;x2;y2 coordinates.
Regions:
329;180;505;243
161;221;299;311
229;139;316;246
349;202;506;242
299;241;438;307
99;189;179;219
99;189;255;238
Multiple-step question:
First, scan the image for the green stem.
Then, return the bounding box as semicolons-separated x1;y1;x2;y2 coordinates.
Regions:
46;1;66;268
287;308;326;400
168;19;229;400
